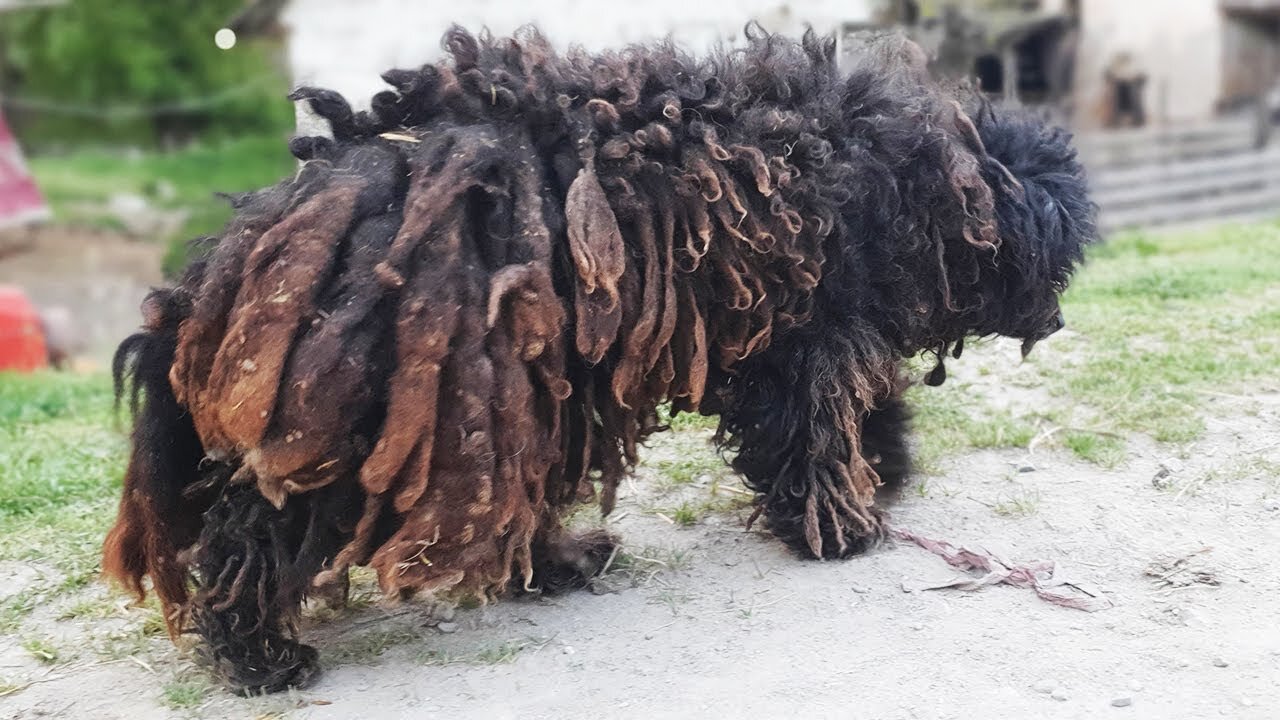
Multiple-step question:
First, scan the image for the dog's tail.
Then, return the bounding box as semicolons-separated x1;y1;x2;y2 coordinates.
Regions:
102;287;208;635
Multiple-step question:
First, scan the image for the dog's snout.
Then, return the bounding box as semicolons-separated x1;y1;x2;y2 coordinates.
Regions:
1051;310;1065;334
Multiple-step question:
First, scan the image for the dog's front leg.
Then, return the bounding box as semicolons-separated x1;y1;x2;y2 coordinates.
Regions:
720;334;893;559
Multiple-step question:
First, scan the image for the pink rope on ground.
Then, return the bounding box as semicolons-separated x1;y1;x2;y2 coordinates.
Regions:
890;527;1113;612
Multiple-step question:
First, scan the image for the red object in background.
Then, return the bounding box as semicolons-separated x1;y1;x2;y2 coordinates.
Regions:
0;110;51;228
0;285;48;372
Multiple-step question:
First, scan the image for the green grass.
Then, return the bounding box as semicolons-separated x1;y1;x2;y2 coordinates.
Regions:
28;135;296;274
20;635;64;665
909;221;1280;467
326;626;422;665
657;404;719;432
669;502;700;526
1063;431;1125;467
991;488;1041;518
161;677;211;710
0;372;122;630
1044;222;1280;444
907;385;1042;473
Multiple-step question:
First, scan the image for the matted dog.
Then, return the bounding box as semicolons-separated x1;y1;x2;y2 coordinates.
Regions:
104;26;1095;693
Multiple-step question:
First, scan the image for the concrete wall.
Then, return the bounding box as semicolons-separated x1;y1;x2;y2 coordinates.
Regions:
1221;13;1280;107
280;0;873;109
1073;0;1223;128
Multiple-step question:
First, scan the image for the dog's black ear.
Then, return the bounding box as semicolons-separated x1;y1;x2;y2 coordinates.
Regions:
976;106;1097;288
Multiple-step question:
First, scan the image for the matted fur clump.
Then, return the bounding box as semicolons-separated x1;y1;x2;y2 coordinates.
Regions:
103;26;1095;693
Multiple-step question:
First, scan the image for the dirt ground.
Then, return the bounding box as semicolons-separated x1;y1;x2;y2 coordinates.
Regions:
1;232;1278;720
0;225;162;364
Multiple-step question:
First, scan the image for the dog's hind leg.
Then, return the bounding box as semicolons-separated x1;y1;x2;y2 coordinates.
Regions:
720;334;894;560
190;480;350;695
861;383;913;494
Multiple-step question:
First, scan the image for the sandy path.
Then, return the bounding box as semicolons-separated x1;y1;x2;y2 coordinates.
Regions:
3;381;1277;720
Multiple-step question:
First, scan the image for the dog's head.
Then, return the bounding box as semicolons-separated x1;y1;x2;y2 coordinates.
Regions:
971;106;1097;356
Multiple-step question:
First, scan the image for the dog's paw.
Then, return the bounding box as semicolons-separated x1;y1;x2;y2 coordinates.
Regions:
209;639;321;696
527;528;619;593
767;503;887;560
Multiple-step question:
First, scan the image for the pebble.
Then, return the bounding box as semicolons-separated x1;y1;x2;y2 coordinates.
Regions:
850;584;870;594
435;621;459;634
910;623;925;631
1033;681;1056;694
562;645;576;655
1111;697;1133;708
1017;464;1036;473
1051;689;1069;701
1264;497;1280;512
1212;656;1229;668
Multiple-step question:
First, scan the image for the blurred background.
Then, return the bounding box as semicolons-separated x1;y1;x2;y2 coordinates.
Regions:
1;0;1279;364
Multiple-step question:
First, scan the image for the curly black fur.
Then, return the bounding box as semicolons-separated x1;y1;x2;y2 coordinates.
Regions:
103;26;1095;693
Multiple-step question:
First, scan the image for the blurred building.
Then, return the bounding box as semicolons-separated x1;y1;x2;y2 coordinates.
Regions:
887;0;1280;129
233;0;876;111
232;0;1280;131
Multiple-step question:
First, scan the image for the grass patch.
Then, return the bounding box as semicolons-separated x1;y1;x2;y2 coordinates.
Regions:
670;502;699;527
161;678;211;710
652;456;718;487
1063;432;1126;467
605;545;692;586
57;594;122;622
657;404;719;432
29;135;296;275
416;638;543;667
910;221;1280;469
325;626;421;665
21;635;64;664
908;383;1041;473
0;372;122;631
1049;223;1280;442
991;488;1041;518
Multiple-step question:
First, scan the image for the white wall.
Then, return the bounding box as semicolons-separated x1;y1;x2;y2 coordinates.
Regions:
281;0;874;109
1074;0;1223;127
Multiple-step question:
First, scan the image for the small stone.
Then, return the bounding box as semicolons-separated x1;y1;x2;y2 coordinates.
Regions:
1263;497;1280;512
1111;697;1133;708
1159;458;1185;474
850;584;870;594
1017;464;1036;473
1051;689;1069;701
1212;656;1229;668
910;623;925;631
1033;680;1056;694
435;621;458;634
562;645;576;655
